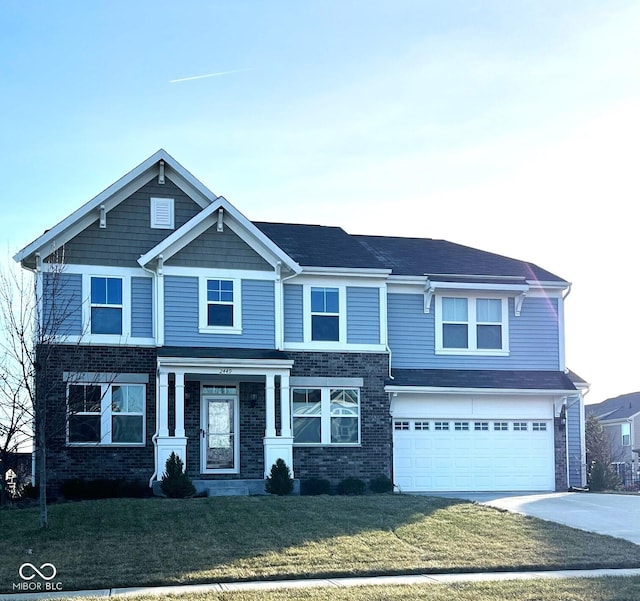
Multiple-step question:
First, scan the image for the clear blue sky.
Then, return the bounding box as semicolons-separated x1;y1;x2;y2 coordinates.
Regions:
2;1;639;404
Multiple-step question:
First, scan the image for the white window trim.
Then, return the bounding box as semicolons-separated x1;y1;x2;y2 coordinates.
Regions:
435;294;510;356
302;284;347;348
198;276;242;335
67;382;146;447
150;197;175;229
292;387;361;446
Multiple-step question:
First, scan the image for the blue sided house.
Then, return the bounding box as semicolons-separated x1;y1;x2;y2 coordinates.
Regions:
14;150;587;495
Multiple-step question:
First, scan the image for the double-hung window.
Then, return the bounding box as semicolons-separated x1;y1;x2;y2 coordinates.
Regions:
90;277;122;335
207;279;234;327
68;383;145;445
311;287;340;341
622;423;631;446
437;295;508;354
292;387;360;445
199;277;241;333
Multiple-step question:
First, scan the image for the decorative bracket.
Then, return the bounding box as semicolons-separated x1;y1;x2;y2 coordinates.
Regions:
99;205;107;229
158;160;165;184
424;282;434;313
217;207;224;232
514;291;527;316
157;254;164;276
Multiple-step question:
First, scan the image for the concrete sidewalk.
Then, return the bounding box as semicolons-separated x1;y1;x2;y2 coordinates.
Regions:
4;568;640;600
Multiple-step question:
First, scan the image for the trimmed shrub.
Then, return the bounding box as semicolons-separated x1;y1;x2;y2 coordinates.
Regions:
161;453;196;498
369;475;393;494
301;477;331;496
337;477;365;495
61;478;151;500
265;458;294;496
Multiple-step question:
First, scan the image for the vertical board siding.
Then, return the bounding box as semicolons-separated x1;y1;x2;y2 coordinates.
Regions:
566;394;584;487
388;294;560;370
283;284;304;342
164;276;275;348
131;277;154;338
347;287;380;344
43;273;83;336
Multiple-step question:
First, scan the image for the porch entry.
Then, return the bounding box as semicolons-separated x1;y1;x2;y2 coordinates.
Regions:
153;353;295;484
201;385;239;473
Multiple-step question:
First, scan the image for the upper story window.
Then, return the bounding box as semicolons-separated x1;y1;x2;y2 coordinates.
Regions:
68;383;145;445
199;277;242;334
622;423;631;446
90;276;122;335
150;197;175;229
436;295;509;355
311;287;339;341
292;387;360;445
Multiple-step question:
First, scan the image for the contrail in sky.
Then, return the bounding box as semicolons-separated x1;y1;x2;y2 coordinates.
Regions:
169;68;254;83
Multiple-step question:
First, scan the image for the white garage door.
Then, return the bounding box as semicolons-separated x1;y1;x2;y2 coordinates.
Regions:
393;418;555;492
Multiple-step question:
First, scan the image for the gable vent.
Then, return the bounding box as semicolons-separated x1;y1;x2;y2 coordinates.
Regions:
150;197;175;229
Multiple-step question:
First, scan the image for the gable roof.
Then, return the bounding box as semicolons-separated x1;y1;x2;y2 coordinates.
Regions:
14;149;217;267
586;392;640;421
356;235;568;285
139;199;301;273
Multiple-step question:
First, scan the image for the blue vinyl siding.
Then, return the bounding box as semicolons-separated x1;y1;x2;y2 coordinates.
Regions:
42;273;82;336
388;293;560;370
347;287;380;344
283;284;303;342
164;276;275;348
131;277;153;338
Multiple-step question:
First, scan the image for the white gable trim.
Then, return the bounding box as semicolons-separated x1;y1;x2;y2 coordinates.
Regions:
138;196;301;274
14;149;217;265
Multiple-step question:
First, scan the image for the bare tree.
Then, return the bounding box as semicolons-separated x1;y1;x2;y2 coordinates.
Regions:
0;253;82;526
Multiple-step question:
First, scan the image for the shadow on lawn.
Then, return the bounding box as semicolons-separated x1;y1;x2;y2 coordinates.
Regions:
2;494;640;593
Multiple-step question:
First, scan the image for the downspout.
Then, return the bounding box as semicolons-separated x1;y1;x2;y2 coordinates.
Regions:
140;259;160;489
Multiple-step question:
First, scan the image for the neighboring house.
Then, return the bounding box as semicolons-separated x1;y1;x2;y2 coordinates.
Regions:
0;452;32;497
14;149;587;495
586;392;640;486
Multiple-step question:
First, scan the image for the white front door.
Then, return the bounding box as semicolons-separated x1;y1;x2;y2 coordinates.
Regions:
201;385;239;474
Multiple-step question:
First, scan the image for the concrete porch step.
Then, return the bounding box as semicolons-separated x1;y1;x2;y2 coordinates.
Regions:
193;479;268;497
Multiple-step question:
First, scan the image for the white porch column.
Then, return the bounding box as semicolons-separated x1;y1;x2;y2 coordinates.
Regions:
174;370;185;438
158;370;169;437
263;371;294;477
265;373;276;438
280;372;292;437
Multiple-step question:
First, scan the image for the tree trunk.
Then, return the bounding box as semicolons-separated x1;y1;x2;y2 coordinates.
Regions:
37;408;48;528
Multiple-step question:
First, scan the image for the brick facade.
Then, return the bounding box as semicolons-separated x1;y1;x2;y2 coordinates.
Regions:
38;345;157;496
38;345;392;494
554;416;568;491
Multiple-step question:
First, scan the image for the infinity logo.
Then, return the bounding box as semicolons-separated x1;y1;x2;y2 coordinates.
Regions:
19;563;57;581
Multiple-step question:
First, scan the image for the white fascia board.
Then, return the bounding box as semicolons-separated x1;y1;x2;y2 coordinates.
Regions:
301;266;392;277
158;356;294;372
426;280;530;293
385;385;575;396
13;149;217;265
138;196;301;274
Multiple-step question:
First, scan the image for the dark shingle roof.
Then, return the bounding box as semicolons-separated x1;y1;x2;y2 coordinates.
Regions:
254;221;567;283
386;369;577;391
254;222;387;269
586;392;640;421
356;235;567;283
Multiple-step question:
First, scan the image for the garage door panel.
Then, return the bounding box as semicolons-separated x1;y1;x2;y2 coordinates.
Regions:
393;416;554;492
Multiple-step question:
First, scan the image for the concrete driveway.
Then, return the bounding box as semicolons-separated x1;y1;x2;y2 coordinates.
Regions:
448;492;640;545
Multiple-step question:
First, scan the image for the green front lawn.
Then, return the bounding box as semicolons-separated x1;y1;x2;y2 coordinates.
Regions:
2;495;640;593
